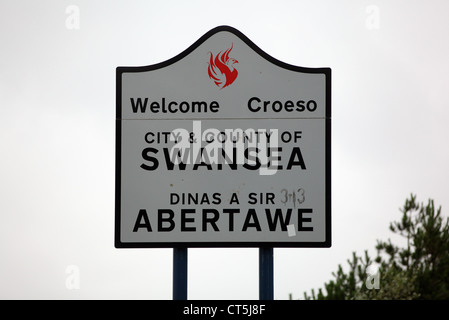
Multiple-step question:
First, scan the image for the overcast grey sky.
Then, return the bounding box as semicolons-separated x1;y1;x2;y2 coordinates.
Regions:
1;0;449;299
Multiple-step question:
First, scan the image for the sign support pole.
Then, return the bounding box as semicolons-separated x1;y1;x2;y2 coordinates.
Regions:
259;247;274;300
173;247;188;300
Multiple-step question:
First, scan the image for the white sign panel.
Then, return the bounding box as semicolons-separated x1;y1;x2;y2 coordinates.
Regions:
115;26;331;247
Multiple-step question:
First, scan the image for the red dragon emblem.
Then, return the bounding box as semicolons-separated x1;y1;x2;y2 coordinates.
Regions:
207;44;239;89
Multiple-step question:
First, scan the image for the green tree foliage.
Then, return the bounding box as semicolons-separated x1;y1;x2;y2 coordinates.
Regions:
304;194;449;300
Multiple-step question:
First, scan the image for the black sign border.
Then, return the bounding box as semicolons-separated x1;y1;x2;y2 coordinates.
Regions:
115;25;331;248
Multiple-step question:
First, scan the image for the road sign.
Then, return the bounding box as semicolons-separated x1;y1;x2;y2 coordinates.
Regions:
115;26;331;248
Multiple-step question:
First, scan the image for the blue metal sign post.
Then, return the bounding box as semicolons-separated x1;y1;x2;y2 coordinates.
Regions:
259;247;274;300
173;247;188;300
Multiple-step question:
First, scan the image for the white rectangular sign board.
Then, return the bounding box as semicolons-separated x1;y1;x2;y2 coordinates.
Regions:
115;26;331;247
